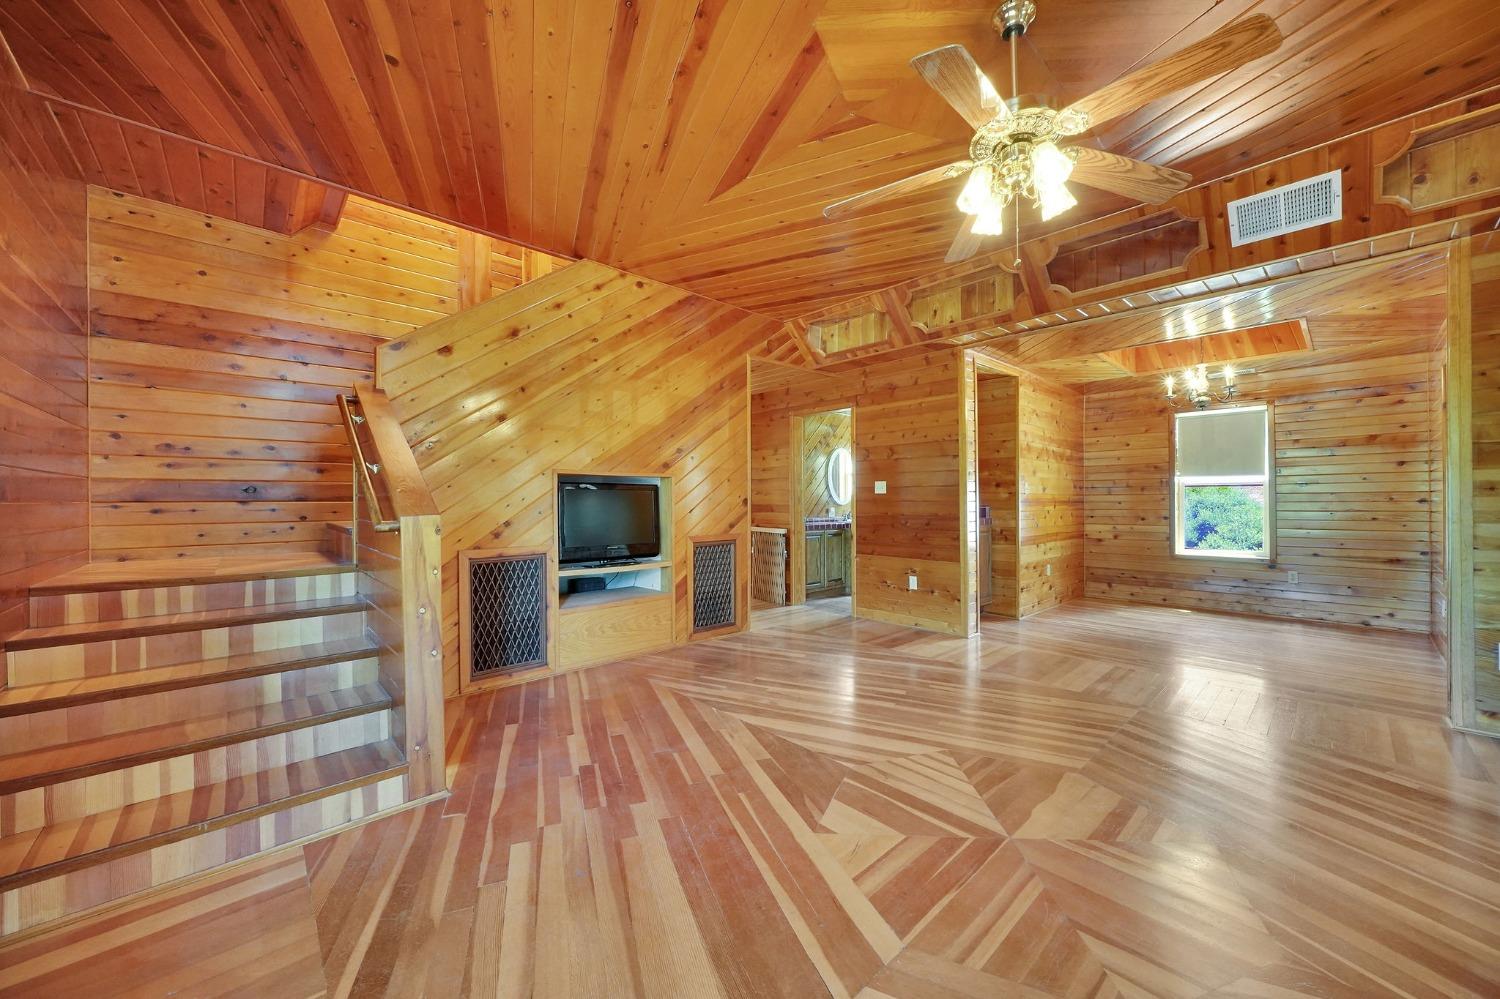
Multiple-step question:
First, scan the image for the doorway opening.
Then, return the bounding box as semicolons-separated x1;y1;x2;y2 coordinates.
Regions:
797;407;854;616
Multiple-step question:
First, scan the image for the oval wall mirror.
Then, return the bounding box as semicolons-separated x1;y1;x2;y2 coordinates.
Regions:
827;446;853;507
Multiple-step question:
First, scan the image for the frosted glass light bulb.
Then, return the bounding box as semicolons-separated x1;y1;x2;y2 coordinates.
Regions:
956;164;995;216
1031;142;1077;221
972;207;1005;236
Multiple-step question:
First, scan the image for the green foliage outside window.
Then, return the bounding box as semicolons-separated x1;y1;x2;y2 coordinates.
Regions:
1182;485;1265;553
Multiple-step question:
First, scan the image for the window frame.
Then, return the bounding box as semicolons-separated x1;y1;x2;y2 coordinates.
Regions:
1169;402;1276;563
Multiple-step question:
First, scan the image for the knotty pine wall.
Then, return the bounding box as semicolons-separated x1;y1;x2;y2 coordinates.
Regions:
1018;375;1086;616
753;352;973;635
1083;338;1443;632
84;188;549;561
378;261;779;696
802;409;852;520
976;374;1019;617
0;76;88;646
1468;238;1500;717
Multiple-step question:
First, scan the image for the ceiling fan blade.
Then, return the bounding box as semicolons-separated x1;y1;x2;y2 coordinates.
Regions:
1060;15;1282;129
945;214;985;264
909;45;1006;130
1068;148;1191;205
824;160;974;220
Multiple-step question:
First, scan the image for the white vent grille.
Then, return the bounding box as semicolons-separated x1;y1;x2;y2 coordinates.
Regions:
1227;169;1343;246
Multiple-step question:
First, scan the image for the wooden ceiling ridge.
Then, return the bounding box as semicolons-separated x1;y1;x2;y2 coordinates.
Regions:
4;1;1499;316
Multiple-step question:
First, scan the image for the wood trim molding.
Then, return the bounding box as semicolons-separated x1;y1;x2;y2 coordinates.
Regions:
1446;237;1477;729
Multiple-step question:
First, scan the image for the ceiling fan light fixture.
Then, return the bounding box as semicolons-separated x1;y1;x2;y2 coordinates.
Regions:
972;207;1005;236
1031;141;1076;220
957;163;997;216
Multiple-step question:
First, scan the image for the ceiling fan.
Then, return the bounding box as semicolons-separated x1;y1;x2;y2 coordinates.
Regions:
823;1;1284;263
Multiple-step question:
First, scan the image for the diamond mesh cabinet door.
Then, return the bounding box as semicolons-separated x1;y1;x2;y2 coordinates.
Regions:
461;552;547;682
692;539;737;632
751;530;787;606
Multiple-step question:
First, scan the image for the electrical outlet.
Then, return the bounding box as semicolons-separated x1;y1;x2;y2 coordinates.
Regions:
1044;564;1052;577
874;480;887;494
907;574;918;591
1288;570;1298;584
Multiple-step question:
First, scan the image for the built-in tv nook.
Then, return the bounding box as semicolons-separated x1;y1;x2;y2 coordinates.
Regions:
554;472;674;669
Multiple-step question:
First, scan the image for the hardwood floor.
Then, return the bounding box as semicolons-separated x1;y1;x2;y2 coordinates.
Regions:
3;599;1498;998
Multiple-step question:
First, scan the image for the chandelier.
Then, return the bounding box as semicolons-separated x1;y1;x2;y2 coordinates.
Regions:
1164;363;1239;409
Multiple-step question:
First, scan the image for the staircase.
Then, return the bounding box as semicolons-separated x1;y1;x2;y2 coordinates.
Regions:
0;557;410;938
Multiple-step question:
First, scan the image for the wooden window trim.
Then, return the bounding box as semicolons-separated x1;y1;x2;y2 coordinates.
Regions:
1167;402;1278;565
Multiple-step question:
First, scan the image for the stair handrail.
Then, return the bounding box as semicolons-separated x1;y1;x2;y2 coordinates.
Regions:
338;384;437;531
338;382;445;800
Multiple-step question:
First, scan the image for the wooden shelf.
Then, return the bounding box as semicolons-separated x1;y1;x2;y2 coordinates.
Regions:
558;586;670;612
557;560;671;578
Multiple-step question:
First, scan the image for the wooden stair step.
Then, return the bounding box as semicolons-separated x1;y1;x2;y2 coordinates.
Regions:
0;684;392;796
3;595;367;652
0;637;380;718
28;555;352;596
0;741;406;891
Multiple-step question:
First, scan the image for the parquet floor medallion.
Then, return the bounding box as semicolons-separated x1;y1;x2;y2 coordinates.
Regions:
4;599;1499;998
817;752;1007;837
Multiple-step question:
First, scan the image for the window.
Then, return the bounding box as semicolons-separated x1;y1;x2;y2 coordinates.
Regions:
1172;404;1272;560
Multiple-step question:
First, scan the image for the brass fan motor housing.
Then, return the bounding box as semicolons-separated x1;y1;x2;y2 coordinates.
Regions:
968;106;1090;165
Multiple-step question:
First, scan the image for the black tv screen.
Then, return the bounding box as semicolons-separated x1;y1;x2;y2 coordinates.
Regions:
558;482;660;563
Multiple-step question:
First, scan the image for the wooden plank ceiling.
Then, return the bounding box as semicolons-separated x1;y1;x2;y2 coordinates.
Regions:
981;248;1451;383
4;0;1499;318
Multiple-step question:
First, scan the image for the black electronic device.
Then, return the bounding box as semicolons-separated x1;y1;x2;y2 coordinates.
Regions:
558;480;661;565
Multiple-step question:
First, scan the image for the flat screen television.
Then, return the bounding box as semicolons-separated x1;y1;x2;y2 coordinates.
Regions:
558;481;661;564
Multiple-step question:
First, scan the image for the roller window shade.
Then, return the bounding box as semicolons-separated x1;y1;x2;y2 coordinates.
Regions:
1175;407;1267;478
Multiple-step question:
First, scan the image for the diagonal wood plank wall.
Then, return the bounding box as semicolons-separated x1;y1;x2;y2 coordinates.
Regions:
85;188;550;561
0;74;88;646
378;261;780;696
802;409;852;520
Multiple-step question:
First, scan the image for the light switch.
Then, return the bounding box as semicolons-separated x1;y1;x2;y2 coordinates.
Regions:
907;574;918;591
874;480;887;494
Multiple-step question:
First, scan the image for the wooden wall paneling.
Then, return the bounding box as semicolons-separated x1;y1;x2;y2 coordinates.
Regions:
1045;211;1206;299
788;415;807;604
958;351;978;637
801;410;852;520
1429;300;1450;666
750;353;975;634
0;76;88;649
84;188;539;562
377;261;779;694
1463;236;1498;730
1084;335;1444;633
1378;105;1500;212
976;372;1020;617
854;353;968;635
1017;376;1086;617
